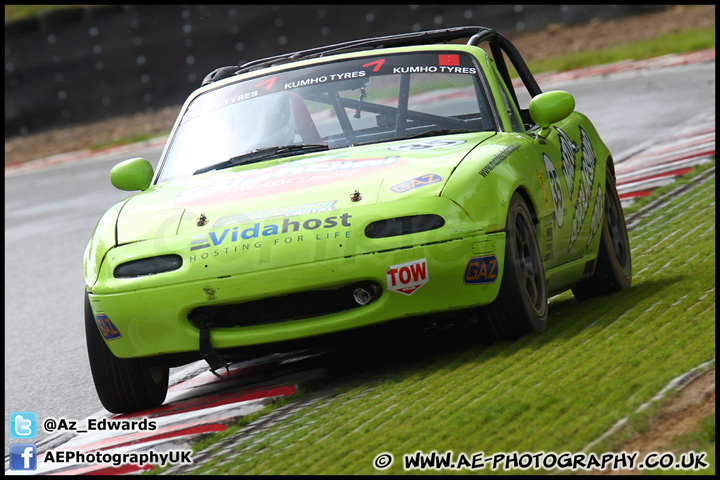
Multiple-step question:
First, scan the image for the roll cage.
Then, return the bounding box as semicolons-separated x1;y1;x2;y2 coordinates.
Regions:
202;27;543;126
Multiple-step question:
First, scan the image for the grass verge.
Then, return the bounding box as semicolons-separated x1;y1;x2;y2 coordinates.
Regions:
525;27;715;76
3;5;81;22
150;161;714;475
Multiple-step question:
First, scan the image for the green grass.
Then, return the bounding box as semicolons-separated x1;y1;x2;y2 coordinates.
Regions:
149;160;715;475
623;161;716;217
4;5;90;23
525;27;715;76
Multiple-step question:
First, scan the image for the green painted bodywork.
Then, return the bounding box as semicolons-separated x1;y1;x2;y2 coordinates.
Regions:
110;157;154;191
529;91;576;138
84;43;612;360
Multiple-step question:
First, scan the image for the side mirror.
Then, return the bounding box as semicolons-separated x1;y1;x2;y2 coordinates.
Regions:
529;91;575;138
110;157;154;191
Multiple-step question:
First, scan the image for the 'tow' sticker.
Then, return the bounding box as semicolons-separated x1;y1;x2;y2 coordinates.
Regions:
386;258;429;296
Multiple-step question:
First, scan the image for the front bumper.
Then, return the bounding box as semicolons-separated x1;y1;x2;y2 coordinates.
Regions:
87;197;506;359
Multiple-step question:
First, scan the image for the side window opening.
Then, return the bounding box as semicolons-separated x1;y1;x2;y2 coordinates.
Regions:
488;60;524;133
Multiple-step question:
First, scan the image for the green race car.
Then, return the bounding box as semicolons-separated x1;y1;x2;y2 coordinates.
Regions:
84;27;632;413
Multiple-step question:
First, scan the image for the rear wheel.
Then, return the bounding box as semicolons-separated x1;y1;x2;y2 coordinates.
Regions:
85;293;169;413
573;166;632;301
482;192;548;340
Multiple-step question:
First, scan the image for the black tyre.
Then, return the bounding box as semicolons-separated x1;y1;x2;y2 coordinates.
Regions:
85;293;169;413
482;192;548;340
572;166;632;301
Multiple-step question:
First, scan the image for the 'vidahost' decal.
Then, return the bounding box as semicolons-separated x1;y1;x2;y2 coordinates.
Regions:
386;258;429;296
176;157;407;207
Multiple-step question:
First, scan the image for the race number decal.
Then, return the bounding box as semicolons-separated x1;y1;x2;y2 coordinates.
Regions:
388;139;465;152
586;184;603;249
556;127;576;200
543;154;564;228
578;127;598;204
386;258;428;295
568;127;598;252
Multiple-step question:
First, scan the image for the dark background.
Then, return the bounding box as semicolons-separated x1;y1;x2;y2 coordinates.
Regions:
4;5;663;138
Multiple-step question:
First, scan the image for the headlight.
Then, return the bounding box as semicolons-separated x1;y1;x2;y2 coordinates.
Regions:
364;214;444;238
113;254;183;278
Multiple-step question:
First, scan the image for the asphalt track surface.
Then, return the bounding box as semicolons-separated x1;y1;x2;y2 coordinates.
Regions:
4;50;715;473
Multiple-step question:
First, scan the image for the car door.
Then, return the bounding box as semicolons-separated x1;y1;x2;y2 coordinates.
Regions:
484;58;582;269
480;59;574;271
529;118;601;264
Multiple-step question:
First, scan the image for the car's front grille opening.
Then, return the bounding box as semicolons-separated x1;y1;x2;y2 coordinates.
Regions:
189;281;382;329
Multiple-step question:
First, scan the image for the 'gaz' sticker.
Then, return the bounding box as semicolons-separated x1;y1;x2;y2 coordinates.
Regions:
390;173;443;193
464;256;499;285
96;314;122;341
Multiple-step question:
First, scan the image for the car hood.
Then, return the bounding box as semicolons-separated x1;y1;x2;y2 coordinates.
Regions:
116;133;495;244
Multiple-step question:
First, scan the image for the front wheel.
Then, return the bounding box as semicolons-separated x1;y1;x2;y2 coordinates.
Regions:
85;293;169;413
482;192;548;340
573;166;632;301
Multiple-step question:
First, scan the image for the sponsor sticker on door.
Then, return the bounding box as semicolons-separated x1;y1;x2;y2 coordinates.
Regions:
386;258;428;295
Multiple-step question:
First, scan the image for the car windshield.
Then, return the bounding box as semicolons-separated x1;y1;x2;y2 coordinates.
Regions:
157;51;494;182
